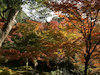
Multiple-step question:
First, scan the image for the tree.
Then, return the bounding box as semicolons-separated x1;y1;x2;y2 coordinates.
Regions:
0;0;23;47
1;19;81;74
0;0;46;47
46;0;100;75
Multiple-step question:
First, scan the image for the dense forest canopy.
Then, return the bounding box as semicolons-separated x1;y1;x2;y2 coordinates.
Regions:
0;0;100;75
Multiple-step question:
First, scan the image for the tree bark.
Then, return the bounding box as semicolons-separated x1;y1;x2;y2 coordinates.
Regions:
0;9;19;47
84;61;88;75
84;55;90;75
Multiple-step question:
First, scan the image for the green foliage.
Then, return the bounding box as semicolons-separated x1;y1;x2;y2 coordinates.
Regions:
13;66;33;71
0;67;16;75
0;0;23;9
35;0;45;3
16;11;29;23
0;0;23;19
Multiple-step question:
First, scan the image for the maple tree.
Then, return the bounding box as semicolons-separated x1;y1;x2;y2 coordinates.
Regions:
0;0;99;74
46;0;100;75
25;20;83;73
0;19;81;74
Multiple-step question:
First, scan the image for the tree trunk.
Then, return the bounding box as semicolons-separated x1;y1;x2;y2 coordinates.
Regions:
84;60;89;75
26;58;29;71
0;9;19;47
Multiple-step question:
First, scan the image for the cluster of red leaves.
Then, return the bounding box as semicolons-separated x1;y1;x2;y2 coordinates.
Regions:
0;18;5;28
5;32;23;44
49;20;59;30
0;49;63;63
1;49;21;60
0;49;34;61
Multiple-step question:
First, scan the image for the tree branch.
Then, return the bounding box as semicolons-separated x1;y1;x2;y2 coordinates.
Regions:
90;40;100;55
